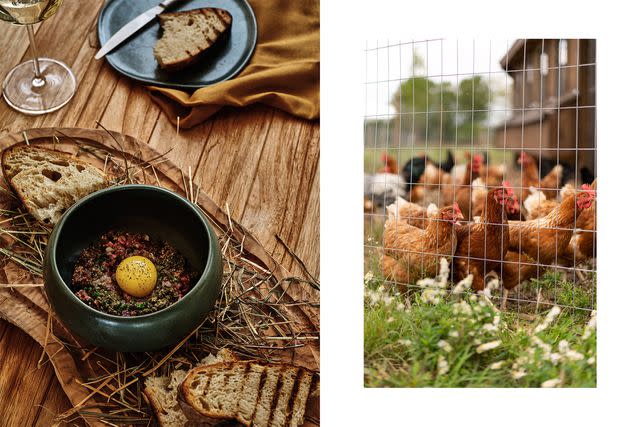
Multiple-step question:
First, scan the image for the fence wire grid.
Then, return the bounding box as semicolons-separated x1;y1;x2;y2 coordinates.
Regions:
364;39;596;313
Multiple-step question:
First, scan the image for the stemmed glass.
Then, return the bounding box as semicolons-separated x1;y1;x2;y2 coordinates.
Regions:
0;0;76;115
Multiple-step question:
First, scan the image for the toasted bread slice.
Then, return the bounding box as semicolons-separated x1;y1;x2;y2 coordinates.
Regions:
1;145;108;226
153;8;232;71
144;349;238;427
179;361;317;427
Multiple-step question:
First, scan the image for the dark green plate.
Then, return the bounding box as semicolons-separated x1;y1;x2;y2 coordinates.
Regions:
97;0;257;89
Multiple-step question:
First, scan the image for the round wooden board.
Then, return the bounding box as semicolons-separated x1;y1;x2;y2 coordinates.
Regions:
0;128;319;426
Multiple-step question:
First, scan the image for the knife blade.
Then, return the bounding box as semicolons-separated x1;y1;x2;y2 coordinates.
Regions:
95;0;184;60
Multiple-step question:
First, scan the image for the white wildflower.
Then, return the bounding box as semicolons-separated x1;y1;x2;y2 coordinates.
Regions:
416;277;435;289
531;336;552;354
548;353;562;365
583;310;597;339
541;378;562;388
558;340;585;362
482;323;498;333
437;257;450;281
386;317;395;323
565;350;585;361
437;355;450;375
448;330;459;338
558;340;570;353
511;369;527;379
469;294;478;302
364;271;374;285
587;356;596;365
480;277;500;298
398;339;412;347
476;340;501;353
396;302;405;312
492;315;501;326
534;306;562;333
489;361;505;370
382;294;394;306
452;274;473;294
368;290;380;305
421;288;442;305
453;301;473;316
437;340;453;353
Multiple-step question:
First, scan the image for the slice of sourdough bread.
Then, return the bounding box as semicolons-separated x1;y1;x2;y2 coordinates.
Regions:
179;361;317;427
1;145;108;225
144;349;238;427
153;8;232;71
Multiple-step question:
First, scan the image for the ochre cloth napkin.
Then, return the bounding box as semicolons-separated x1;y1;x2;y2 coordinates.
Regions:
147;0;319;128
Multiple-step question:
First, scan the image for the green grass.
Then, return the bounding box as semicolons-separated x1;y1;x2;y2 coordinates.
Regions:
363;262;596;388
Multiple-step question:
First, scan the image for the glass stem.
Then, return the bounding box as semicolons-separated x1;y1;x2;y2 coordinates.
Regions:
26;24;45;89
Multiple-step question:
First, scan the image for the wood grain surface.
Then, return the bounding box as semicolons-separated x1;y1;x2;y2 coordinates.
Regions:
0;1;319;424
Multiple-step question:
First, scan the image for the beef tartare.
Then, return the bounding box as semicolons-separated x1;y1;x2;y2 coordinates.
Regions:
71;231;197;316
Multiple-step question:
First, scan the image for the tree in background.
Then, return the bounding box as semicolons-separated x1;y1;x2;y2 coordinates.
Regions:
391;60;494;144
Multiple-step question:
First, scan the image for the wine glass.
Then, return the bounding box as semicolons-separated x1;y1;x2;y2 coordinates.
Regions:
0;0;76;115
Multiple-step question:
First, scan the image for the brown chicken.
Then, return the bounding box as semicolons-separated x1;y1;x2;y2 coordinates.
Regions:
560;181;597;265
471;180;520;221
518;152;563;200
442;155;482;220
382;202;463;292
496;250;539;308
522;183;578;220
479;163;506;187
453;187;514;291
508;187;596;266
389;198;441;229
378;152;399;174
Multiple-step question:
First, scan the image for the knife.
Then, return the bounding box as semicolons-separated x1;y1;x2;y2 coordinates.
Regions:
95;0;184;60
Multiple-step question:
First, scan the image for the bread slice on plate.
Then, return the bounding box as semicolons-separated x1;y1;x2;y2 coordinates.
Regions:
153;8;232;71
144;348;238;427
1;145;108;226
179;361;317;427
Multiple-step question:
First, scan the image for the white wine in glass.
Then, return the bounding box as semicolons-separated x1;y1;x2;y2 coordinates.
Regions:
0;0;76;115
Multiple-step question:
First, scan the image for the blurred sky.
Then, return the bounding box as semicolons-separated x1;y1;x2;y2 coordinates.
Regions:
364;39;515;126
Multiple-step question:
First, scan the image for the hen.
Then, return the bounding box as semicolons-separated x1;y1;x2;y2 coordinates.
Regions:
518;152;563;200
496;250;539;309
522;183;577;220
471;180;520;221
401;151;455;200
560;180;597;266
442;154;482;219
382;200;463;292
408;163;453;205
364;173;407;210
452;187;514;291
379;152;399;174
508;186;596;266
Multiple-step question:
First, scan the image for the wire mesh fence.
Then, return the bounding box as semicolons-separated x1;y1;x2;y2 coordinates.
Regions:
364;39;596;314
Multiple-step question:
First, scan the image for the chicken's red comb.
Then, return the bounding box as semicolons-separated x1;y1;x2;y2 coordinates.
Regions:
580;183;596;197
381;152;389;161
452;202;462;214
472;154;483;163
502;180;515;194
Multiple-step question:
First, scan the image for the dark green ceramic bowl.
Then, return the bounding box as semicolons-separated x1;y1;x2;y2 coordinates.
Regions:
44;185;222;352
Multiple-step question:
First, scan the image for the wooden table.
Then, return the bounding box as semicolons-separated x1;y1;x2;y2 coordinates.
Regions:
0;1;319;424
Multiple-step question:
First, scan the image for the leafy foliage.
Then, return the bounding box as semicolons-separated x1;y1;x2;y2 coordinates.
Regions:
391;76;491;142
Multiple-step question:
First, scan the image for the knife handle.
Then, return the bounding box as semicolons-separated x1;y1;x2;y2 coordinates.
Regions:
160;0;183;8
